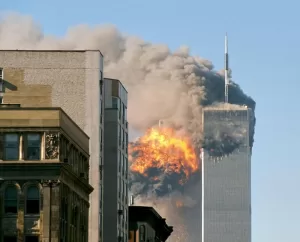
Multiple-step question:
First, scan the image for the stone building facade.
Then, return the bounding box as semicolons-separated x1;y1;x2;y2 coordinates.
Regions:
0;106;93;242
0;50;104;242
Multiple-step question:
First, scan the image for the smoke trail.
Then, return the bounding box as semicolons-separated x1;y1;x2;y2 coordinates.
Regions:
0;13;256;241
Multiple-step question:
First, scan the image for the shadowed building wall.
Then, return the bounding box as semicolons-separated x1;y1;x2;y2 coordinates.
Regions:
128;206;173;242
103;78;128;242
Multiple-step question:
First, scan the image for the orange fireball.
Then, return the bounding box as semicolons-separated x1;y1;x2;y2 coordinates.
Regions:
175;200;184;208
129;127;198;184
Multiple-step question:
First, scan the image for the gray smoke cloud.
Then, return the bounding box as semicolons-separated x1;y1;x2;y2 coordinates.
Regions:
0;13;256;242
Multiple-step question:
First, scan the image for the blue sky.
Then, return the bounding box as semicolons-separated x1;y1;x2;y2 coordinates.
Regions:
2;0;300;241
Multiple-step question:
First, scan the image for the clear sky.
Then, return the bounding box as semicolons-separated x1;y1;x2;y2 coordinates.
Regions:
2;0;300;241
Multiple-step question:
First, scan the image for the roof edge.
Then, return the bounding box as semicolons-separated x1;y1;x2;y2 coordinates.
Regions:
0;49;103;56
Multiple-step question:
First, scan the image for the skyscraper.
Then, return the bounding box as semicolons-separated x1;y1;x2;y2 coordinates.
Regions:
202;105;254;242
103;78;129;242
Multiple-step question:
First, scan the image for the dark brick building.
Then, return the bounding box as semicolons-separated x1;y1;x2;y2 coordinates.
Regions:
128;206;173;242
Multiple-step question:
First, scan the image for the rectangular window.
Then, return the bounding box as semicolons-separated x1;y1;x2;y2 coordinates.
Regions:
121;128;123;148
25;133;41;160
119;154;121;173
122;129;125;150
0;68;3;101
4;133;19;160
124;106;127;121
26;186;40;214
122;156;125;176
25;236;39;242
121;179;124;195
3;236;17;242
122;104;125;123
4;186;18;214
112;97;119;109
118;178;121;198
119;125;121;146
124;159;128;179
125;134;128;154
122;180;125;199
100;99;102;116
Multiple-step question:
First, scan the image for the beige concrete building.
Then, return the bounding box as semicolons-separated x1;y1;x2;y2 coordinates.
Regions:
0;50;105;242
0;106;93;242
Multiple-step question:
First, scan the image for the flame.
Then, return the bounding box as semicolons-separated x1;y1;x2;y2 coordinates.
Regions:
175;200;184;208
129;127;198;183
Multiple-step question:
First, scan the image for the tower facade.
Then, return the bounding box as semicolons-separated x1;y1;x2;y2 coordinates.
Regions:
103;78;129;242
202;106;253;242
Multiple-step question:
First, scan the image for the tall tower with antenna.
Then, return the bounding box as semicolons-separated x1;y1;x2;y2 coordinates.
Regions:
224;33;229;103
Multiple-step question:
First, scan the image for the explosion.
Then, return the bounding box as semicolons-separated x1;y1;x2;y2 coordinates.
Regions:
129;127;200;199
129;127;201;242
129;127;198;184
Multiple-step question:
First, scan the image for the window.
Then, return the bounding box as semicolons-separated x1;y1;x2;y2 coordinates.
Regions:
119;103;122;120
139;225;146;242
125;135;128;154
122;104;125;123
26;186;40;214
0;68;3;104
122;129;125;149
118;178;121;198
25;134;41;160
25;236;39;242
71;206;78;227
124;106;127;121
4;133;19;160
3;236;17;242
4;186;18;214
122;156;125;176
122;180;125;199
119;150;122;173
100;99;103;117
119;125;121;146
112;97;119;109
121;180;124;195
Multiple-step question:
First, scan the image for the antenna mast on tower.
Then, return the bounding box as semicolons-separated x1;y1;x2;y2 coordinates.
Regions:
224;33;229;103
